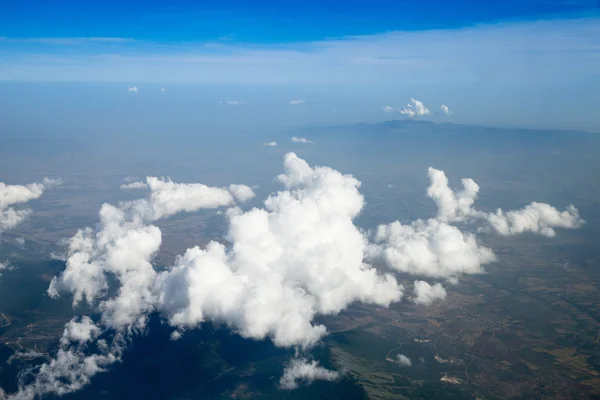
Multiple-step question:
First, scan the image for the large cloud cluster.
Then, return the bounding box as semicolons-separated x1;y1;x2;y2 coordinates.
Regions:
155;153;402;347
0;178;59;234
3;154;583;398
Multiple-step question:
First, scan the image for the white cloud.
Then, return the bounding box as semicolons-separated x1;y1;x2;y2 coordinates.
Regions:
48;176;241;321
10;175;254;400
9;155;583;399
15;237;25;246
412;281;447;305
399;98;430;117
0;261;10;277
485;203;583;237
222;100;247;105
290;99;306;105
279;358;339;390
382;106;395;113
370;167;582;283
369;218;496;282
120;181;148;190
228;184;256;203
127;86;138;93
396;354;412;367
155;153;402;348
440;104;452;116
60;317;101;346
291;137;314;144
0;178;58;233
264;141;277;147
426;168;584;236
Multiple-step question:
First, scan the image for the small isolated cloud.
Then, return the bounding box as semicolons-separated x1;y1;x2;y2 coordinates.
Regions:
0;178;59;234
291;136;314;144
161;88;166;92
440;104;452;116
120;181;149;190
222;100;247;106
412;281;447;305
396;354;412;367
0;261;15;278
290;99;306;105
280;358;339;390
399;98;430;117
264;141;277;147
15;237;25;246
382;106;395;113
127;86;138;93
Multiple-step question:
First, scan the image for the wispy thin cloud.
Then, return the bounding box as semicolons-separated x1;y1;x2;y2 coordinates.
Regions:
1;16;597;86
291;136;314;144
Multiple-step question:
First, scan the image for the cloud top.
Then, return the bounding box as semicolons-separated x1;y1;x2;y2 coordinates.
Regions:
399;98;430;117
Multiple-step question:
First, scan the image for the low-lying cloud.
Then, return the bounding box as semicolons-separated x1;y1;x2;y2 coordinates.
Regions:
279;358;340;389
0;178;59;234
3;154;582;398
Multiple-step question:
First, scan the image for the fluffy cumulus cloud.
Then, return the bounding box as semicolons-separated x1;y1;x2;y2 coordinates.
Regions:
290;99;306;105
369;219;496;282
155;153;402;347
382;106;395;113
369;167;581;285
440;104;452;116
264;141;277;147
127;86;138;92
228;184;256;203
279;358;339;390
291;136;314;144
4;177;255;399
5;155;583;398
120;181;148;189
412;281;447;305
0;178;59;234
399;98;430;117
426;168;584;237
396;354;412;367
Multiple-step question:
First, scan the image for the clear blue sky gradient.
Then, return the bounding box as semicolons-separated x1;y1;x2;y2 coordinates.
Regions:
2;0;599;42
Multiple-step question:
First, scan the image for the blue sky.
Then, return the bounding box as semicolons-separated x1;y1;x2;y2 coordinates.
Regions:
0;0;599;131
1;0;599;42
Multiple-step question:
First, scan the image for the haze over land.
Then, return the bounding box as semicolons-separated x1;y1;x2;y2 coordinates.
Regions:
1;0;600;399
